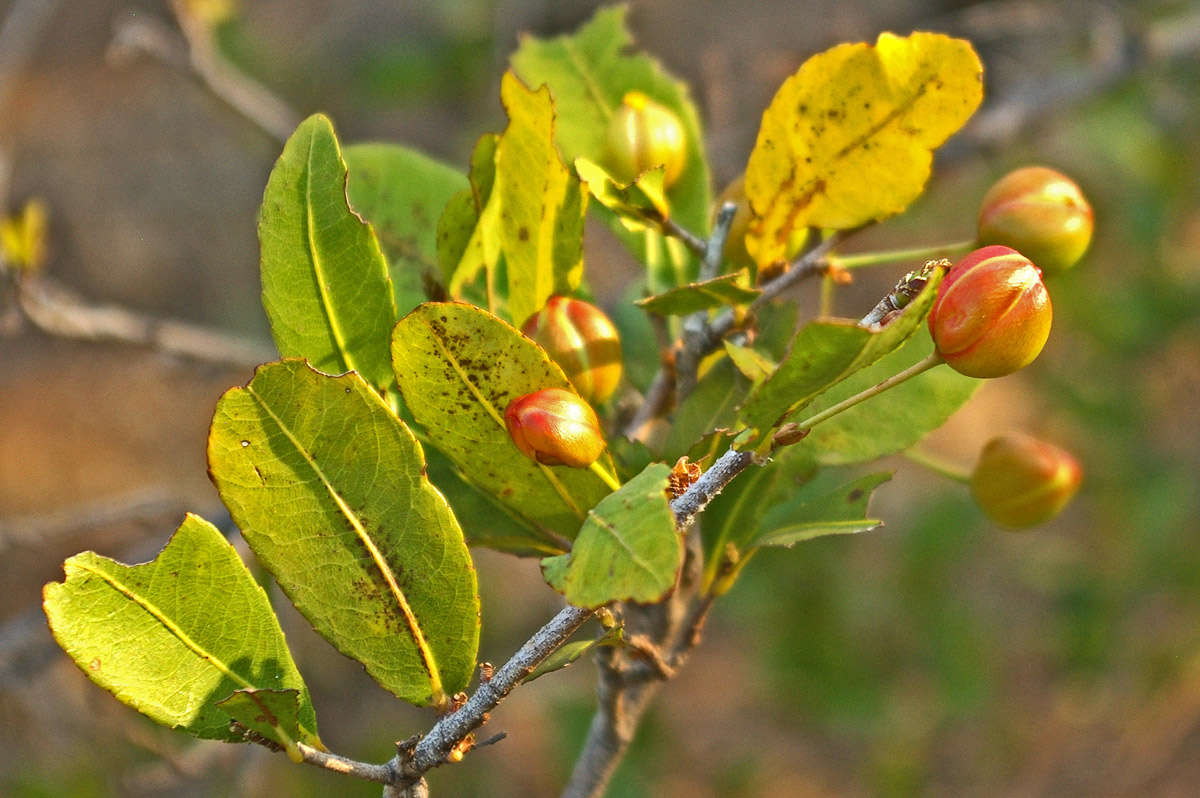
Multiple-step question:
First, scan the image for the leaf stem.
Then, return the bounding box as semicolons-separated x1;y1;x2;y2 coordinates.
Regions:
792;352;945;431
902;447;971;483
589;459;622;492
829;239;975;270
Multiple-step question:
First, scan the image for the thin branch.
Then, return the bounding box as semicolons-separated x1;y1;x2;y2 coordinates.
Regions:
108;4;300;143
669;447;756;531
9;273;275;369
658;217;706;257
0;487;218;553
297;744;395;785
395;604;595;784
675;203;739;398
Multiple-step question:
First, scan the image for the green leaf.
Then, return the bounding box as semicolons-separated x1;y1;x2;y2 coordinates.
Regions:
496;71;587;325
523;625;623;683
259;114;397;394
754;472;891;547
745;32;982;267
391;303;612;539
207;360;479;706
217;689;309;756
424;445;567;557
439;134;501;296
635;271;760;316
511;4;711;277
542;463;680;608
663;356;748;461
575;157;668;231
43;514;319;747
802;330;980;465
735;269;944;450
343;142;468;316
700;459;782;566
722;340;776;384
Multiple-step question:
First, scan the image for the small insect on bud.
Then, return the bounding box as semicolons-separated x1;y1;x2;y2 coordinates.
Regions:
606;91;687;188
521;296;623;404
504;388;606;469
928;246;1052;378
970;433;1082;528
977;166;1093;273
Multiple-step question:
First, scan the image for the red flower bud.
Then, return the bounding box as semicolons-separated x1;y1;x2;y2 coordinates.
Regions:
977;166;1093;273
970;433;1082;528
521;296;622;403
606;91;687;188
928;245;1052;378
504;388;606;468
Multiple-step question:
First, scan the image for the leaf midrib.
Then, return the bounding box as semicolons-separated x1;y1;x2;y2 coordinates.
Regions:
72;558;254;691
584;509;663;582
304;127;357;376
244;381;444;699
415;314;586;520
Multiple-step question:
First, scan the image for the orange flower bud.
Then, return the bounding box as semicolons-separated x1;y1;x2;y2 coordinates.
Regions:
977;166;1093;273
606;91;687;188
970;433;1082;528
928;245;1052;378
521;296;622;403
504;388;606;468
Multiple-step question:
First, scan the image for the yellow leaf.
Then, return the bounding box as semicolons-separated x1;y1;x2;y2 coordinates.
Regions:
745;32;983;269
496;72;587;326
0;198;49;274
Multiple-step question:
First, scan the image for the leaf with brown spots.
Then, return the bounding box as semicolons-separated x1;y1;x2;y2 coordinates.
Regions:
207;360;479;707
745;32;983;269
495;72;587;325
391;303;613;543
43;515;321;748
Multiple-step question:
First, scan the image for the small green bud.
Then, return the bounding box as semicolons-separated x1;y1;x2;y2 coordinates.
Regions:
606;91;687;188
977;166;1093;273
970;433;1082;528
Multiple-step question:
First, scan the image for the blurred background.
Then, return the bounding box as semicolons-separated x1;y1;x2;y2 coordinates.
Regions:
2;0;1199;795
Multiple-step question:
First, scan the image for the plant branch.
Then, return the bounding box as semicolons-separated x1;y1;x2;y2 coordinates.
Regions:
395;604;595;785
669;447;756;530
658;217;707;257
108;3;299;143
674;202;738;398
6;272;275;369
297;744;396;785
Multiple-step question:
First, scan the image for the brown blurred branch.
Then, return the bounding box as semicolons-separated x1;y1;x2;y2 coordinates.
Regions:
107;3;299;143
6;271;274;369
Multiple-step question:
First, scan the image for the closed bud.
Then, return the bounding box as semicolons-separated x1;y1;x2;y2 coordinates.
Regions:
978;166;1093;273
521;296;622;403
970;433;1082;528
928;245;1052;378
504;388;606;468
606;91;687;188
